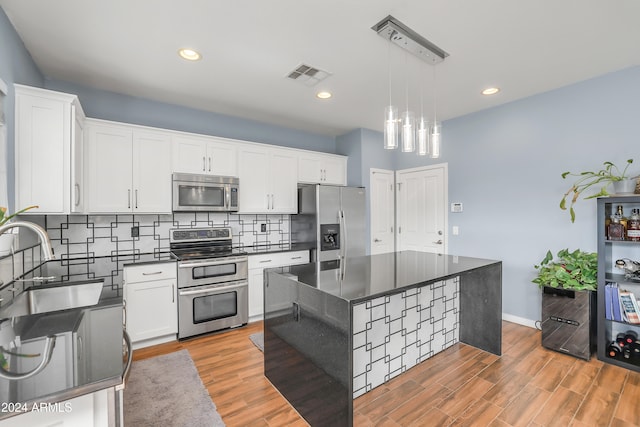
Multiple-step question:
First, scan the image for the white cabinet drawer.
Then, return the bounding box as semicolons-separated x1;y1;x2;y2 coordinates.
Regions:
124;262;176;283
248;250;309;270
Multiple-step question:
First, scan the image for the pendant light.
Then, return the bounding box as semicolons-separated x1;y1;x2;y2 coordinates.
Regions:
400;52;415;152
372;15;448;156
430;66;441;159
417;65;429;156
383;43;398;149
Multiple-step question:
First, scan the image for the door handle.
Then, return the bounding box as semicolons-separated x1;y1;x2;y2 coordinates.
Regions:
433;240;443;245
127;189;131;209
135;189;138;209
202;156;206;171
374;238;381;242
208;156;212;172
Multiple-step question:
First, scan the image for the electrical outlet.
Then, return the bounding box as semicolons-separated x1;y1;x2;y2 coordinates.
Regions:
260;223;267;233
131;226;139;238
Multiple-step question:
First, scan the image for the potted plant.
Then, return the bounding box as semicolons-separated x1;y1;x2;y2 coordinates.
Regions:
560;159;637;223
532;248;597;360
0;205;38;256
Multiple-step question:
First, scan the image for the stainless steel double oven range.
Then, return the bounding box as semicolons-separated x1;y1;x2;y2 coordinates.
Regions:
170;227;248;339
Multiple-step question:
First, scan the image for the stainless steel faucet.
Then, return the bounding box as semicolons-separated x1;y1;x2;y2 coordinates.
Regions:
0;221;55;261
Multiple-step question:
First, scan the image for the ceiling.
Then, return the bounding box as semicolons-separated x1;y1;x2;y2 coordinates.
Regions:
2;0;639;137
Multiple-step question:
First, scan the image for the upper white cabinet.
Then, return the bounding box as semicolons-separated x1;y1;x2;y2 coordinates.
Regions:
238;145;298;213
14;84;85;213
172;134;238;177
85;120;172;213
298;151;347;185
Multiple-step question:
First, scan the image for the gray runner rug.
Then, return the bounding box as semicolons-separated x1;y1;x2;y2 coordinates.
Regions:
249;332;264;352
124;349;225;427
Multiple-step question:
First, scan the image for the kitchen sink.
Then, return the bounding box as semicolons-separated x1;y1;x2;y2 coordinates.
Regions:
0;280;104;319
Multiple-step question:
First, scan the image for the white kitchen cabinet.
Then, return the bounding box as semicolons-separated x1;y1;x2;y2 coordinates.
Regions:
248;250;309;321
85;120;172;213
14;84;85;214
297;152;347;186
123;262;177;349
238;146;298;213
172;134;238;176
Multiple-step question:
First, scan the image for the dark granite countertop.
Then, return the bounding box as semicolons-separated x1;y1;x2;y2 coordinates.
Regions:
270;250;501;303
0;252;175;419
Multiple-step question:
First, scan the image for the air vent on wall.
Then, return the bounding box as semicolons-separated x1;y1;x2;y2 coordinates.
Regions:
286;64;331;87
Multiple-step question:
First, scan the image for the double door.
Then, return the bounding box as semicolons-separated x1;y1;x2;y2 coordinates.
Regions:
85;120;172;213
172;134;237;177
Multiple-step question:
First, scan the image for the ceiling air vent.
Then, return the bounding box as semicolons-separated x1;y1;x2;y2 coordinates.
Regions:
286;64;331;87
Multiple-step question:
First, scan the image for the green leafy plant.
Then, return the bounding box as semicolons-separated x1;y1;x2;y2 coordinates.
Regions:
0;205;38;227
532;248;597;291
560;159;635;223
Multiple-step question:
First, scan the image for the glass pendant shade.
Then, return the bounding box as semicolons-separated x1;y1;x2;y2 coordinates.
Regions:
430;121;442;158
416;117;429;156
384;106;399;149
400;110;415;152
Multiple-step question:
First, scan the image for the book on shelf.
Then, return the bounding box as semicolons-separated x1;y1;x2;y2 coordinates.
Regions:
619;290;640;324
605;282;614;320
610;282;623;322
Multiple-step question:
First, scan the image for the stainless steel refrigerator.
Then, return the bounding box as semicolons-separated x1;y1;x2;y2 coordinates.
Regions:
291;184;366;262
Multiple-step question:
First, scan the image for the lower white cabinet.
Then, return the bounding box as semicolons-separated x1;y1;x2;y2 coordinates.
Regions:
123;262;177;349
248;250;309;321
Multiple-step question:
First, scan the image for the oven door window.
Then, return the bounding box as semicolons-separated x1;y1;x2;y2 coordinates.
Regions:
192;263;237;280
193;291;237;323
178;184;225;208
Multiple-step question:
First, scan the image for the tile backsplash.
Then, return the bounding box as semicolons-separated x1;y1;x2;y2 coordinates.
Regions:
43;212;291;259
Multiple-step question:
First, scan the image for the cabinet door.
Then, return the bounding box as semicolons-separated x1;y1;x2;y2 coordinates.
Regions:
270;149;298;213
297;154;323;183
171;134;207;174
205;139;238;176
133;130;172;213
70;105;85;212
238;146;270;213
15;92;69;213
125;278;177;342
86;123;133;213
322;156;347;185
249;268;265;319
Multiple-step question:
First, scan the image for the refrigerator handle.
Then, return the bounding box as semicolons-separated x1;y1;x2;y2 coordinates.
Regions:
340;209;347;259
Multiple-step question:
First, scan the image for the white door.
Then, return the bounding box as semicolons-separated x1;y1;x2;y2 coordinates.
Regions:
370;168;395;254
238;145;270;213
172;135;206;174
396;164;447;254
269;149;298;213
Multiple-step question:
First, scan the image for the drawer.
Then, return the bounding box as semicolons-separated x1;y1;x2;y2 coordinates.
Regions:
248;250;309;270
124;261;177;283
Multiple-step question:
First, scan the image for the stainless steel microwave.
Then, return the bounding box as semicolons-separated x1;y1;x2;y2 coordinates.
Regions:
172;173;239;212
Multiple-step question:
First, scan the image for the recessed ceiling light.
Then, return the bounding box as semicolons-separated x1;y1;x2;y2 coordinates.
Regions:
178;48;201;61
481;87;500;96
316;91;332;99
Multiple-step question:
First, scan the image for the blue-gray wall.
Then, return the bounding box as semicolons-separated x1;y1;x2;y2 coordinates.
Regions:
394;65;640;323
0;7;44;212
45;79;336;153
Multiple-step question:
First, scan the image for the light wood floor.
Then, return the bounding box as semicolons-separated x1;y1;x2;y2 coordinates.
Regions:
133;321;640;426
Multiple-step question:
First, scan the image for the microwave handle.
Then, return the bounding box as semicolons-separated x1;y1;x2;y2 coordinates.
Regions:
226;186;231;209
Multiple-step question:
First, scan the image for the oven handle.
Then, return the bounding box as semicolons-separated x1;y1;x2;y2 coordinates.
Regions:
178;256;248;268
178;281;247;296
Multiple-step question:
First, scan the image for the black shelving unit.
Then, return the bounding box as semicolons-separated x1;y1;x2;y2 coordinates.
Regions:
597;196;640;371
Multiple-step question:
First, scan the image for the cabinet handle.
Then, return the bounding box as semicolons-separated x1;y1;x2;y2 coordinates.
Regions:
291;256;302;260
122;299;127;329
271;194;274;210
266;194;270;210
259;260;272;263
433;240;443;245
172;284;175;303
135;189;138;209
142;271;163;275
127;189;131;209
208;156;212;172
203;156;206;172
374;238;381;242
74;183;80;207
77;336;83;362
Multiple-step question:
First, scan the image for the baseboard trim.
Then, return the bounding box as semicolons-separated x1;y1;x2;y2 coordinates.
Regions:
502;313;538;329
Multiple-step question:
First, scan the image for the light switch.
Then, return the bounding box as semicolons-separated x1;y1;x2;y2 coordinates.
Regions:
452;226;459;235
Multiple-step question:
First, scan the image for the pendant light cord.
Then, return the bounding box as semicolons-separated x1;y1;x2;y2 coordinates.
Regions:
432;65;437;123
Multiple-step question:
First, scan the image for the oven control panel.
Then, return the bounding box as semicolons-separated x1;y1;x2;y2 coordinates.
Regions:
170;227;231;242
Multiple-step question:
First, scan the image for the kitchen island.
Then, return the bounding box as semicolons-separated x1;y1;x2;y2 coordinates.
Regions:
264;250;502;427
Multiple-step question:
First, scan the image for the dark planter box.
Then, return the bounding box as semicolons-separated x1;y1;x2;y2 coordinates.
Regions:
541;286;596;360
